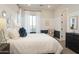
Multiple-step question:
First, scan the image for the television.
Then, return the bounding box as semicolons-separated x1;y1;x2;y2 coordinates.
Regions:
54;30;60;39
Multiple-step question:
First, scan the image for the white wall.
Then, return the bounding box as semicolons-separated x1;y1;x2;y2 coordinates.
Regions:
53;6;68;31
0;4;19;28
40;9;54;30
53;5;79;32
65;5;79;33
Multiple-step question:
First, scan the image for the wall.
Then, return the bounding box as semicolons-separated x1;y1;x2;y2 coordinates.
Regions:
53;6;68;31
0;4;19;28
65;5;79;33
0;4;19;43
40;9;54;30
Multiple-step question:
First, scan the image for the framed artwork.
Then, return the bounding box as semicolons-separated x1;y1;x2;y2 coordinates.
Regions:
69;16;78;30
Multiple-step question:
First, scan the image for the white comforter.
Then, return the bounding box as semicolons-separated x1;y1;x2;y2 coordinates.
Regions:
7;33;63;54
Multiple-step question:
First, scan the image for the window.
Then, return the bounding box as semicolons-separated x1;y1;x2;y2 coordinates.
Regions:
30;15;37;33
24;11;40;34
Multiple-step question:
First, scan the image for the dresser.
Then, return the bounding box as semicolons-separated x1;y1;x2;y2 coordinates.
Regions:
0;43;10;54
66;33;79;53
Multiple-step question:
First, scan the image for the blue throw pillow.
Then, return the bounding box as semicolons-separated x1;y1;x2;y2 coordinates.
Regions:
19;27;27;37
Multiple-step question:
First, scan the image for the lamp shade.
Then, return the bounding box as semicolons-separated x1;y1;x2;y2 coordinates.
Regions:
0;18;6;31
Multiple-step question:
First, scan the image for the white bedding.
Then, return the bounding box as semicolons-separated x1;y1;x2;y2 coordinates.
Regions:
7;33;63;54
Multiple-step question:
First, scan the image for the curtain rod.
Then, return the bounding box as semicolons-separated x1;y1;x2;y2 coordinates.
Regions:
24;9;41;12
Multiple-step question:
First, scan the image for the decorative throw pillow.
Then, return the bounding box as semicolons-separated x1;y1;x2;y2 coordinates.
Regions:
7;28;19;39
19;27;27;37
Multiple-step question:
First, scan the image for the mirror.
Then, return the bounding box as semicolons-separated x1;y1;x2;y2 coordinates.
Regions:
70;16;78;30
1;10;7;18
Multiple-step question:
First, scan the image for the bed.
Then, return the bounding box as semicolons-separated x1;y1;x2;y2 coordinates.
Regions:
7;33;63;54
5;28;63;54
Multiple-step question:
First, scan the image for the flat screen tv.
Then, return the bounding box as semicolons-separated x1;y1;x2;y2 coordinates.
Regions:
54;30;60;39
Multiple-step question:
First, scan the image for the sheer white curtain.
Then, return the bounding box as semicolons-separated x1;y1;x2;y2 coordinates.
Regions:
24;11;40;34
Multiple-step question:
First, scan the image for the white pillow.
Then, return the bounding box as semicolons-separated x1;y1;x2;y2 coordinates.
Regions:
7;28;19;39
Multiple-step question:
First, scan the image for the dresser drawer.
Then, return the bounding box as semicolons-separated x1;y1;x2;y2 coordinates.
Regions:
66;33;79;53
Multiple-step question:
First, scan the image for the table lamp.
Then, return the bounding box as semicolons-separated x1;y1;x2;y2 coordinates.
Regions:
0;17;6;44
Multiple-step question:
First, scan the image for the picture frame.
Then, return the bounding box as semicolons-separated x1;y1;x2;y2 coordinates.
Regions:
69;16;78;30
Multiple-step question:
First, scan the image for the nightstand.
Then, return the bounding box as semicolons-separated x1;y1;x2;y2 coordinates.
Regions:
48;32;53;37
48;29;54;37
0;43;10;54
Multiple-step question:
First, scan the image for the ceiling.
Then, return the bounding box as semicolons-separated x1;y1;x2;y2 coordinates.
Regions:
18;4;60;11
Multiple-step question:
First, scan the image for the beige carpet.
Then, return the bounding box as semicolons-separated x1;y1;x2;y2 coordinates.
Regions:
58;40;76;54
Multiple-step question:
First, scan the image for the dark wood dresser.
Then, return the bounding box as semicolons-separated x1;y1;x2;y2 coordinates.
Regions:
0;43;10;54
66;33;79;53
